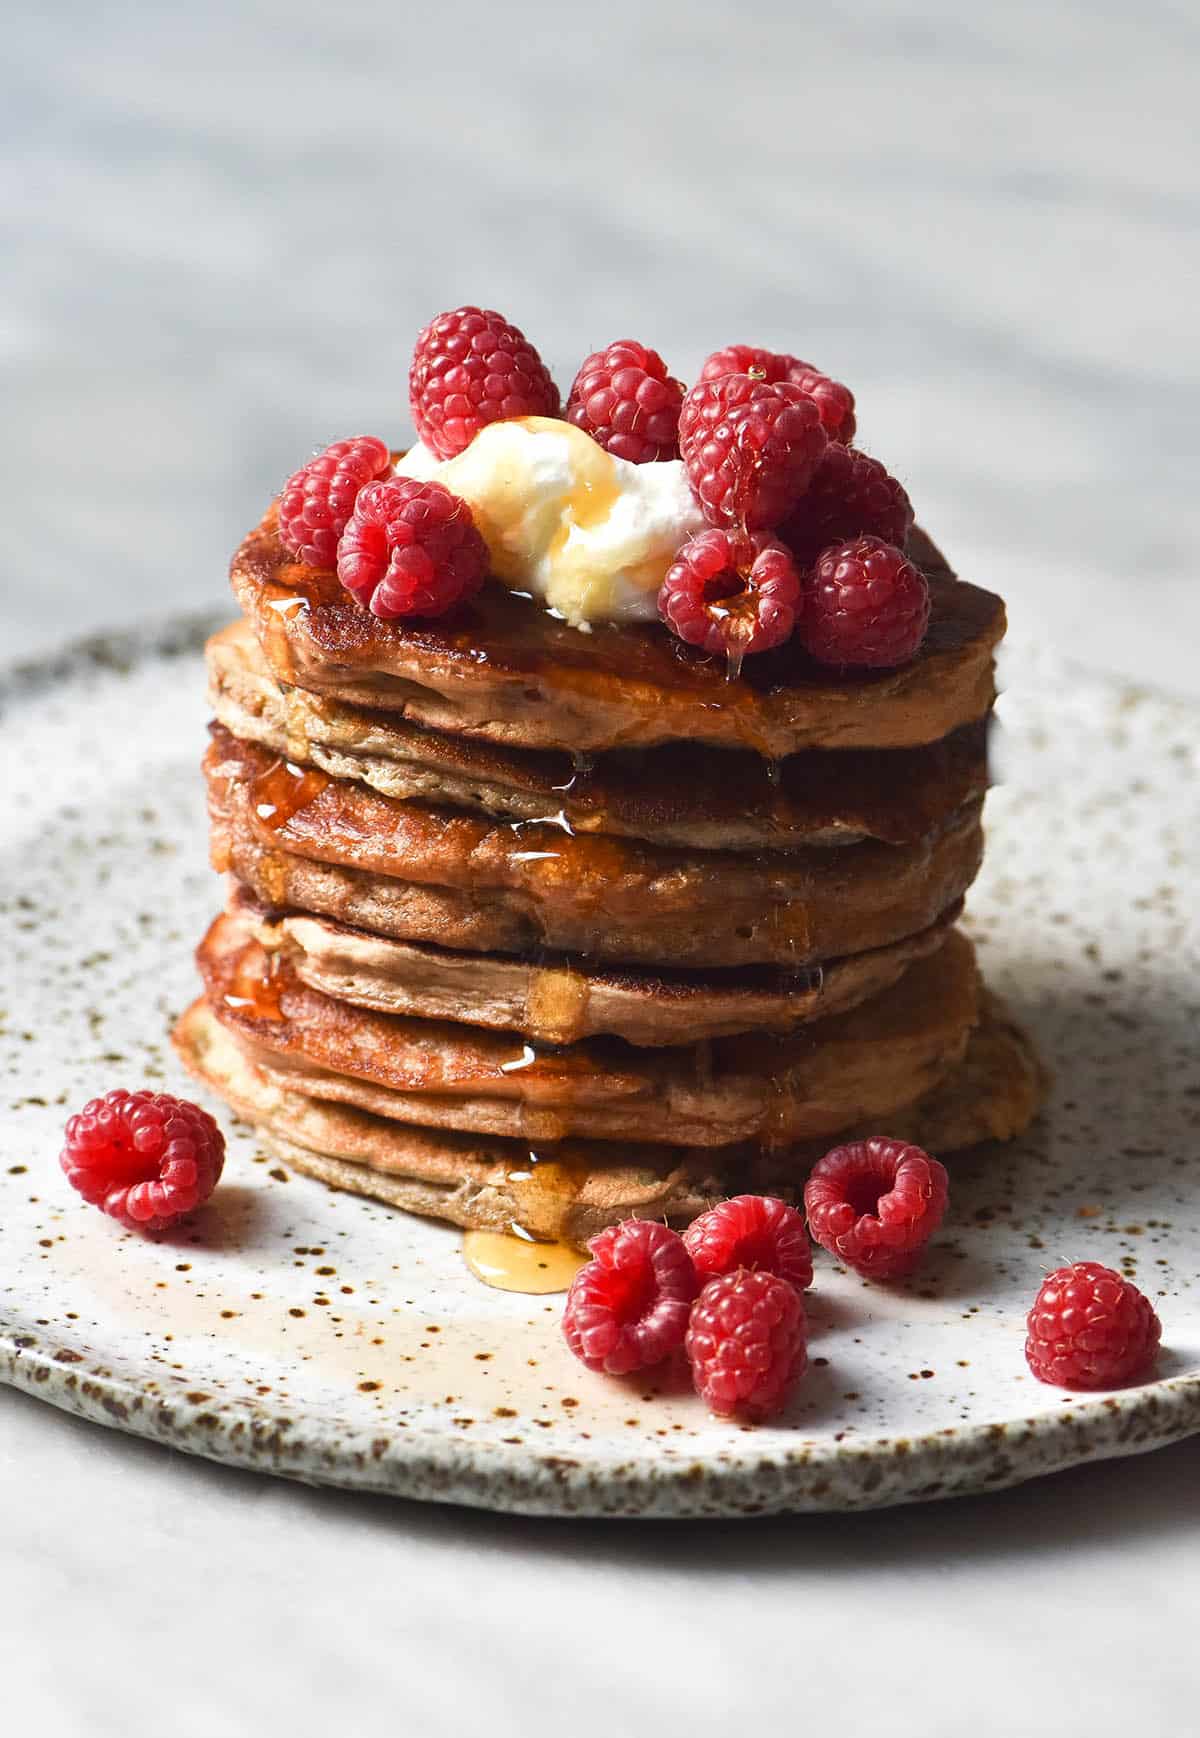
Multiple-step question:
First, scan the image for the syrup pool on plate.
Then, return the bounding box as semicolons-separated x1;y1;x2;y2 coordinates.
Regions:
462;1228;587;1294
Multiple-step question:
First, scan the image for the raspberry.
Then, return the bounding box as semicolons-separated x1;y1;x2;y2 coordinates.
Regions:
700;345;856;444
683;1194;813;1293
800;535;930;669
685;1270;807;1421
565;339;684;463
678;374;826;531
60;1090;225;1232
1025;1262;1162;1391
337;478;489;619
803;1137;948;1280
658;529;802;672
781;445;914;567
562;1218;699;1375
409;306;560;460
277;436;392;569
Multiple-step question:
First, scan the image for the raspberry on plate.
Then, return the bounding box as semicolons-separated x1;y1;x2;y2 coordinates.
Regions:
685;1269;807;1421
277;436;392;569
1025;1262;1162;1390
800;535;930;669
562;1218;699;1375
683;1194;813;1293
803;1136;949;1280
678;373;826;531
781;445;914;567
60;1089;225;1232
658;528;802;672
565;338;684;463
699;345;856;445
337;478;489;619
409;306;560;460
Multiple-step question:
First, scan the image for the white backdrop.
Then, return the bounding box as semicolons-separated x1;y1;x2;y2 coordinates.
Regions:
4;3;1198;1733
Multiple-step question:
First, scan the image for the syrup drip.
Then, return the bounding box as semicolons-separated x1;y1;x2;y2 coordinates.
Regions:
283;690;312;764
258;568;340;682
493;1043;575;1143
462;1228;587;1294
222;940;287;1022
527;961;590;1045
499;1042;539;1075
551;748;596;795
507;808;572;867
510;809;575;837
248;758;330;833
504;1145;592;1242
258;850;290;909
762;1031;810;1154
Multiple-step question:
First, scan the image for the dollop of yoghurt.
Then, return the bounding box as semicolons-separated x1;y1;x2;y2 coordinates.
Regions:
395;416;705;630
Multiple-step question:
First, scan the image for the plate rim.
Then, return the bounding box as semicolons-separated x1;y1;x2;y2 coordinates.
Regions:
2;609;1197;1518
5;1324;1199;1517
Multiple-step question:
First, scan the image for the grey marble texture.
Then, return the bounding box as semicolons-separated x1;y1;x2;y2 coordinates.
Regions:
5;1;1199;690
3;3;1199;1735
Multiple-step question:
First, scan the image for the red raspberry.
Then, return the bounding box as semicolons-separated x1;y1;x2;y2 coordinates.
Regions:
277;436;392;569
803;1137;948;1280
801;535;930;669
781;445;914;566
685;1270;807;1421
659;530;802;673
336;478;489;619
60;1090;225;1232
683;1194;813;1293
678;374;826;531
700;345;856;444
1025;1262;1162;1391
562;1219;699;1375
565;339;684;464
409;306;560;460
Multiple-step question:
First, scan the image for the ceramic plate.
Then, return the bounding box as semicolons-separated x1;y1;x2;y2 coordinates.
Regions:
1;616;1197;1517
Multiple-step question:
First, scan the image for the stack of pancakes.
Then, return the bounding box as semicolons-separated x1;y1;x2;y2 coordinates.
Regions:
174;508;1043;1250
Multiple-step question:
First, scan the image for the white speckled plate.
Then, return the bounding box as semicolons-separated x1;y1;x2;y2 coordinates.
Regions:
1;617;1198;1517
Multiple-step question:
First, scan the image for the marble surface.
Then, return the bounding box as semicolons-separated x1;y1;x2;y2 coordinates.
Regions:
3;2;1198;1733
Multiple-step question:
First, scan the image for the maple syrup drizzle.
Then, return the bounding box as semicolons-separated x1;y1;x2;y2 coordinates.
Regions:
258;850;290;909
283;690;312;764
507;1145;592;1236
258;566;340;682
526;961;590;1044
248;758;330;833
462;1136;594;1291
222;939;287;1022
551;748;596;795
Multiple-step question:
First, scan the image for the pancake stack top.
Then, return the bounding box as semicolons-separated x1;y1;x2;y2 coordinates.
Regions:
174;313;1043;1277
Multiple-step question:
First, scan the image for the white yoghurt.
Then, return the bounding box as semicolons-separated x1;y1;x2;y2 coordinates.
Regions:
395;417;705;630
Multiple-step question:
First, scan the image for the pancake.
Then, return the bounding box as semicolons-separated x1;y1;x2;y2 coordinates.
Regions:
235;890;961;1045
172;991;1044;1248
207;617;991;851
206;726;985;970
231;509;1004;755
196;912;980;1147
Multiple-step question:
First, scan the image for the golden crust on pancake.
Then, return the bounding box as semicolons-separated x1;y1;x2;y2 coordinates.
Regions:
172;990;1044;1248
207;617;990;851
236;888;961;1045
206;726;985;970
195;912;980;1147
230;510;1004;755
